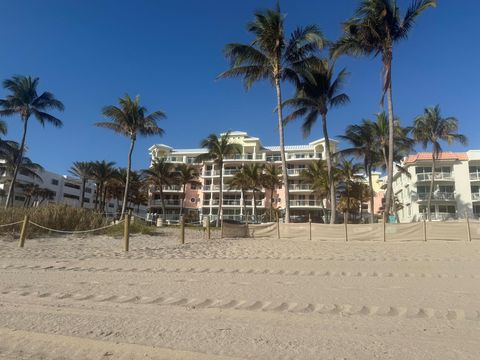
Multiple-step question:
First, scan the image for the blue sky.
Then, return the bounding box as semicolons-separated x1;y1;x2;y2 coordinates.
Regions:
0;1;478;174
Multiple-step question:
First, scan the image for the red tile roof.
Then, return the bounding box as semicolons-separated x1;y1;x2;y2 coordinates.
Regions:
404;152;468;164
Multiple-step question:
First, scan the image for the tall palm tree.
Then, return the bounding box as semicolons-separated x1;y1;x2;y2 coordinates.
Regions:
229;167;251;222
142;158;176;222
339;120;379;223
0;75;64;208
89;160;116;211
218;3;326;223
175;163;200;217
260;163;282;221
336;159;364;222
411;105;466;221
331;0;436;217
95;94;166;219
301;160;331;222
197;132;241;226
243;163;263;222
0;120;6;136
69;161;93;208
0;141;43;206
284;61;349;223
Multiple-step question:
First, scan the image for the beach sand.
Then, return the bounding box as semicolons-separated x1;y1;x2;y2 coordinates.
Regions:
1;228;479;359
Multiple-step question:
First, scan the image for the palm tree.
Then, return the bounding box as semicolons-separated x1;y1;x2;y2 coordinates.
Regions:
89;160;116;211
260;163;282;221
218;3;326;223
0;75;64;208
197;132;241;226
411;105;467;221
284;61;349;224
339;120;379;223
331;0;436;217
336;159;364;222
0;141;43;206
175;164;200;217
243;163;263;222
229;168;251;222
0;120;6;136
69;161;92;208
95;94;166;219
142;158;176;222
300;160;331;222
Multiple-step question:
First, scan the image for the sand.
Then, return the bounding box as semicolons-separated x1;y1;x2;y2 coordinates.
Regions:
0;228;479;359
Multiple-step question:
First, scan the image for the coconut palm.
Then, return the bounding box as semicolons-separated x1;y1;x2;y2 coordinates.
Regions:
229;168;251;222
142;159;176;222
300;160;331;222
95;94;166;219
284;61;349;223
174;164;200;217
69;161;93;208
0;141;43;206
331;0;436;216
0;75;64;208
339;120;379;223
89;160;116;211
411;105;467;221
197;132;241;226
336;159;364;222
218;3;326;223
260;163;282;221
243;163;263;222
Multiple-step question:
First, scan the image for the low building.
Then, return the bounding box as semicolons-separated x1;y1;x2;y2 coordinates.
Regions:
392;151;480;222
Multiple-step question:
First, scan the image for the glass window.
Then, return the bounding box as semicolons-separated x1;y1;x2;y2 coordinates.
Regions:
51;179;59;186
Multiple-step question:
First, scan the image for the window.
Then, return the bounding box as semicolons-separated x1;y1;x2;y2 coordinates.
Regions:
438;205;455;214
83;198;90;203
51;179;59;186
15;195;25;201
85;187;92;193
63;193;79;200
65;182;80;190
191;198;196;203
191;184;199;190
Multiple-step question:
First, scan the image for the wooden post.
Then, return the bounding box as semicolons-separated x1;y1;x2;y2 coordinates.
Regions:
124;210;131;252
423;218;427;242
344;212;348;242
383;213;386;242
220;215;224;239
245;210;249;238
465;211;472;242
276;211;280;239
207;215;211;240
180;215;185;244
308;213;312;241
18;214;29;248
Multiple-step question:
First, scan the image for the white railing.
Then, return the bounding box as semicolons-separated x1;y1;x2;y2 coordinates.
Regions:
287;169;304;176
224;154;262;161
419;212;457;221
151;199;181;206
289;184;313;191
203;185;220;191
244;200;263;206
287;153;321;160
417;192;455;201
223;169;240;176
158;156;184;163
204;170;220;177
470;173;480;181
223;199;241;206
416;172;453;181
289;200;323;207
266;155;282;162
162;185;182;191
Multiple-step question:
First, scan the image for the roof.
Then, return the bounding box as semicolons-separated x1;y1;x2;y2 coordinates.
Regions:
404;152;468;164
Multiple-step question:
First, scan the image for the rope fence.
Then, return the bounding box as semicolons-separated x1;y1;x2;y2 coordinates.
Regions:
0;221;24;228
29;221;123;234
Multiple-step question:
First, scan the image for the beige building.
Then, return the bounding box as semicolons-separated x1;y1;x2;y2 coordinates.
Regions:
149;131;337;223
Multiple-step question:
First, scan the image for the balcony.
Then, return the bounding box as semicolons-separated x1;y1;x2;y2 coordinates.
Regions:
289;200;323;207
158;156;184;163
266;155;282;162
287;153;321;160
470;173;480;181
223;169;240;176
223;199;241;206
162;185;182;192
472;193;480;201
203;184;221;191
287;169;304;176
416;172;453;182
417;192;455;201
419;212;457;221
151;199;181;207
204;170;220;177
223;154;264;161
289;184;313;191
244;200;263;207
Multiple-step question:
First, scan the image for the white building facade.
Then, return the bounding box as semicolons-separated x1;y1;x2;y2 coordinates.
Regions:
392;151;480;222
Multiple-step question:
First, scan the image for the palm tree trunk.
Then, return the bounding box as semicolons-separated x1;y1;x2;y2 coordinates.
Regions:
94;183;100;210
367;165;375;224
274;78;290;223
427;156;436;221
160;187;166;222
5;116;29;208
217;161;223;227
80;178;86;208
252;190;257;223
270;187;274;222
321;114;336;224
180;183;186;218
385;65;395;218
121;138;135;219
242;189;247;223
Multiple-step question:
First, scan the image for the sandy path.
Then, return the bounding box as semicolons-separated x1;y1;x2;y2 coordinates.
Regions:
1;231;480;359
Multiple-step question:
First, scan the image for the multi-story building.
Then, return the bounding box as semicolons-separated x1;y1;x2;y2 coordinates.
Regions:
148;131;337;223
0;163;128;215
392;151;480;222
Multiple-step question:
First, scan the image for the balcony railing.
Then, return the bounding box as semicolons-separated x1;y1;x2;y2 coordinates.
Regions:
470;173;480;181
472;192;480;201
289;200;323;207
244;200;263;206
287;169;304;176
287;153;321;160
416;172;453;181
223;154;264;161
419;212;457;221
203;185;220;191
289;184;313;191
223;169;240;176
151;199;181;206
204;170;220;177
158;156;184;163
162;185;182;191
266;155;282;162
417;192;455;201
223;199;241;206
